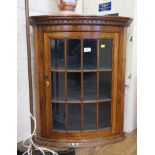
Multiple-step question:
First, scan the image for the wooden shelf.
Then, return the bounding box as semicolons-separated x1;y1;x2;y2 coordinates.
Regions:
51;69;112;72
51;99;111;104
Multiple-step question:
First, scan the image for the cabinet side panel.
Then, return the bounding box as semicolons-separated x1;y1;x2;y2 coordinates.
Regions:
33;26;46;137
116;28;127;133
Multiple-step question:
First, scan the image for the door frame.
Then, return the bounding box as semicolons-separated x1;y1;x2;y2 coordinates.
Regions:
43;32;119;139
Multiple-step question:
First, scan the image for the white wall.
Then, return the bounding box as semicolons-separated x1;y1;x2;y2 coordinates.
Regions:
17;0;59;142
17;0;137;142
123;0;137;133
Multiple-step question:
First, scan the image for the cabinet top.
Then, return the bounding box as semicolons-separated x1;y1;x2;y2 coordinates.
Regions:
29;15;132;27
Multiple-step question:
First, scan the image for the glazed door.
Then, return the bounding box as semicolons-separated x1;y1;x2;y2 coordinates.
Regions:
44;32;119;139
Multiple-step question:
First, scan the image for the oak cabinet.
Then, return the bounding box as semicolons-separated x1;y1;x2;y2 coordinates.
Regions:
30;15;132;147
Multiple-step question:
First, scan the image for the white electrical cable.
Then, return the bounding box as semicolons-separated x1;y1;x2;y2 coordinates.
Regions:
22;112;59;155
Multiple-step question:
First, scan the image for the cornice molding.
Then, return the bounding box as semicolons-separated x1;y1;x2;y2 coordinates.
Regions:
29;15;132;27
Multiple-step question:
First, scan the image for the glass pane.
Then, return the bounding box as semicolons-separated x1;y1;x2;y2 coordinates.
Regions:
50;39;64;69
67;39;81;69
99;39;112;69
52;103;66;130
99;72;112;99
52;72;65;100
68;104;81;131
83;39;97;69
83;73;96;100
67;73;81;100
98;102;111;129
83;103;96;130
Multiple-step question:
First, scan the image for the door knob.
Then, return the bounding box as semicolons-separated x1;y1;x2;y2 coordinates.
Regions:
45;81;50;87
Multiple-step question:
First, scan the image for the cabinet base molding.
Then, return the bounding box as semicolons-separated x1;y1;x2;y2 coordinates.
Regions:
35;133;125;148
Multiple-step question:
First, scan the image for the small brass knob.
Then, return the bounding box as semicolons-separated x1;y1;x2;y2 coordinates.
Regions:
45;81;49;87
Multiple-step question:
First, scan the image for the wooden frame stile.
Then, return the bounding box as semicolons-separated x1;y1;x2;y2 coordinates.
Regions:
33;26;48;137
44;33;52;138
111;33;119;134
